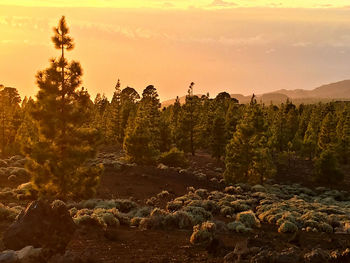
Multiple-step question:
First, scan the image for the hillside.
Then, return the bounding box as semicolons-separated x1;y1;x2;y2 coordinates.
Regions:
161;80;350;106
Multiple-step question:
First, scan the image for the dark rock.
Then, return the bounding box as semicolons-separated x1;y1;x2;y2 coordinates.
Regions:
0;250;18;263
3;200;76;253
304;248;331;263
16;246;44;263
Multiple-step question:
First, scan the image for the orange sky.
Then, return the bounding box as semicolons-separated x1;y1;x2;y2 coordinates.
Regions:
1;3;350;101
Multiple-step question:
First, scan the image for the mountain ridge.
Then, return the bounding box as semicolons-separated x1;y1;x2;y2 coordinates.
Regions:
161;79;350;106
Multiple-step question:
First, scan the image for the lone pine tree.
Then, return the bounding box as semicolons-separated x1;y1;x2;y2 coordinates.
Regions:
25;16;102;199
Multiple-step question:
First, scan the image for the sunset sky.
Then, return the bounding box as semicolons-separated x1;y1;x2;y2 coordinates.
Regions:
1;1;350;101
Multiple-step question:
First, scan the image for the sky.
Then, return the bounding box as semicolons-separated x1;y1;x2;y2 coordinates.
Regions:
1;1;350;101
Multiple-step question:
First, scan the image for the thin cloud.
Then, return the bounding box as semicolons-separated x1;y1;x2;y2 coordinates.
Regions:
209;0;236;7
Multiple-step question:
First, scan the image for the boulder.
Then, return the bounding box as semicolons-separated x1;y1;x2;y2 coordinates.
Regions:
3;200;76;253
0;250;18;263
16;246;43;263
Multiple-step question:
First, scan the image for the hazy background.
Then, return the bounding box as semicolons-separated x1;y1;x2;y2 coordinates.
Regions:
1;1;350;100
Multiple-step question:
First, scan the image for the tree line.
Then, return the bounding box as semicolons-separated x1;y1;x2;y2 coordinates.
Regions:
1;16;348;199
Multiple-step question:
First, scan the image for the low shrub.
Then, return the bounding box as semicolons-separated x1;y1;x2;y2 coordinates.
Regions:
227;221;252;233
236;211;260;228
190;221;216;246
159;148;188;168
278;221;298;233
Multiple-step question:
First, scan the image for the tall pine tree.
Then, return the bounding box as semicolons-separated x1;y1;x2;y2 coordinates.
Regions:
25;16;102;199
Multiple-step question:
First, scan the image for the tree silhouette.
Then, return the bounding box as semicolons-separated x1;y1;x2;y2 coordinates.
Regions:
25;16;102;199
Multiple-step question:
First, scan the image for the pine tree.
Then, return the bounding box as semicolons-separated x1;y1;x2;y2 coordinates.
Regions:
210;115;226;161
123;85;161;164
0;86;21;157
318;111;337;152
15;97;39;154
225;95;275;184
180;82;200;155
25;16;102;199
110;79;123;143
303;108;321;159
337;110;350;164
314;149;343;184
93;93;110;143
120;87;139;141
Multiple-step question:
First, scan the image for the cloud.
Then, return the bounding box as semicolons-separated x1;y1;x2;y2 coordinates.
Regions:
209;0;236;7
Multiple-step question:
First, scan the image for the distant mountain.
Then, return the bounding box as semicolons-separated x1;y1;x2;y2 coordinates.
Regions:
161;80;350;106
275;80;350;100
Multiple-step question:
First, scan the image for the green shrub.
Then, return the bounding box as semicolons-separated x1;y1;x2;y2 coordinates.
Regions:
227;221;252;233
236;211;260;228
159;148;188;168
278;221;298;233
130;217;143;227
0;203;22;221
318;222;333;233
190;221;216;246
182;206;212;225
166;201;183;212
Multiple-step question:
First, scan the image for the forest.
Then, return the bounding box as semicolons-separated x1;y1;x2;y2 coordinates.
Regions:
2;69;349;198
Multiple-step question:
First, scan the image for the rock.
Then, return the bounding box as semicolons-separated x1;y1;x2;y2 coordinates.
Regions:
304;248;330;263
16;246;43;263
275;247;300;263
3;200;76;253
157;163;168;170
0;250;18;263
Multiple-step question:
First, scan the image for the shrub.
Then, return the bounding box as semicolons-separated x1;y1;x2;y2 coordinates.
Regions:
318;222;333;233
159;148;188;168
182;206;212;225
278;221;298;233
130;217;143;227
157;190;170;199
194;189;208;199
173;211;193;229
220;206;235;217
252;185;266;193
230;200;251;212
0;203;22;221
236;210;260;228
166;201;183;212
190;221;216;246
227;221;252;233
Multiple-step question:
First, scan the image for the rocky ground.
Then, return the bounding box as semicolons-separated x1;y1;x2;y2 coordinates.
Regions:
0;151;350;262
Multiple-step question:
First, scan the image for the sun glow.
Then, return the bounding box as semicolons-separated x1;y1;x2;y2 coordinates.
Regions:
1;0;350;9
